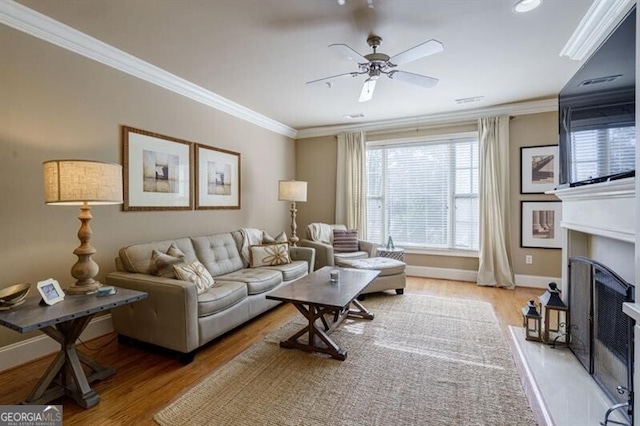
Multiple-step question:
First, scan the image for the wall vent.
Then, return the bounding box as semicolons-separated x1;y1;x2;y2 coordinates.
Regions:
578;74;623;87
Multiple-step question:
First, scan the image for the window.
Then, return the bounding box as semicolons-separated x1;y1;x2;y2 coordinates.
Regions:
366;133;479;251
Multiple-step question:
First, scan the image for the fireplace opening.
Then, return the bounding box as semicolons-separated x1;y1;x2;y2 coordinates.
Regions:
568;256;635;423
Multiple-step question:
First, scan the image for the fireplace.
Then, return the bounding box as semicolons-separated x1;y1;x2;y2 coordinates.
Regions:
568;256;635;423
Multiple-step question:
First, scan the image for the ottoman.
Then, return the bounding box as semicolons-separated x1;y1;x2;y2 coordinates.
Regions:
335;257;406;296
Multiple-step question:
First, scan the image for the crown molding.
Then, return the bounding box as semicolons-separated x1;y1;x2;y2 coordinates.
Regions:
296;98;558;139
559;0;635;61
0;0;298;139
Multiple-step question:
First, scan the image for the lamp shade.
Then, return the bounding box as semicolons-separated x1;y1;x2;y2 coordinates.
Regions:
278;180;307;202
43;160;123;205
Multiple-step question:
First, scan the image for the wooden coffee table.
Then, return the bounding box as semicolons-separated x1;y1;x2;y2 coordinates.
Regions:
266;266;380;360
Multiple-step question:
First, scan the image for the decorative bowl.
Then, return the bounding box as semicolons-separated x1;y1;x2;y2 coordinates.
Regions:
0;283;31;307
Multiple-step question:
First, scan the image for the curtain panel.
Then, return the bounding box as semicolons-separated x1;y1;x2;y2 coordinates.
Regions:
336;131;367;237
477;116;515;288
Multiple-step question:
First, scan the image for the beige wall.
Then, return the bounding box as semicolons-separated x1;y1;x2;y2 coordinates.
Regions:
509;112;562;278
0;26;295;347
296;113;562;279
295;135;337;232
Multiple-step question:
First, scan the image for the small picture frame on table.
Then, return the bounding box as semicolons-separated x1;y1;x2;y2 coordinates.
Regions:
37;278;65;306
520;145;559;194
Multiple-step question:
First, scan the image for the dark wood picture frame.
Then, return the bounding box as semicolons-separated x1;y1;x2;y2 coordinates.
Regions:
122;126;193;211
195;144;241;210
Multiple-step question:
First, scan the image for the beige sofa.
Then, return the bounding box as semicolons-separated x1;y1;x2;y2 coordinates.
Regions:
106;229;315;363
299;223;376;270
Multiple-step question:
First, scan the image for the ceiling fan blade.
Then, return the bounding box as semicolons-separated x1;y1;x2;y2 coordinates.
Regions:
388;39;444;67
388;70;439;88
359;78;377;102
329;43;369;63
306;72;360;86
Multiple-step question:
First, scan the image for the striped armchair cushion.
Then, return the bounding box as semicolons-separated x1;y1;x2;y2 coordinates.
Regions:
332;229;359;253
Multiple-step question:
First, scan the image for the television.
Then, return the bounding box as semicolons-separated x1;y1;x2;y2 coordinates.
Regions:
558;6;636;188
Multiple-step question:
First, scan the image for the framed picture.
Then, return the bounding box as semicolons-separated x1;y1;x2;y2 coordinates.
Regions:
195;144;241;210
36;278;65;306
521;201;562;249
520;145;559;194
122;126;193;211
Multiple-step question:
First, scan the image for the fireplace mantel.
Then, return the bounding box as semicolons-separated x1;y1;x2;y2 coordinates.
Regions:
550;177;635;243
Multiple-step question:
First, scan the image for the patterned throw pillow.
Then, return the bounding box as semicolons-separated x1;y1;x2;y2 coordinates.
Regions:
149;244;186;278
333;229;359;253
174;260;215;294
249;243;291;267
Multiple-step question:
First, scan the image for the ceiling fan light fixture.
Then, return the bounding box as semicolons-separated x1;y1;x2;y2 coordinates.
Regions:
359;78;377;103
513;0;542;13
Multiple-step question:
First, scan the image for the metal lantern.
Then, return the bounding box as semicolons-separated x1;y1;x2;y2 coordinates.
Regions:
522;300;543;342
539;282;568;344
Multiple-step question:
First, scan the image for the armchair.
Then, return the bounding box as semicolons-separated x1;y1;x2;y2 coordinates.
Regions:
299;223;376;270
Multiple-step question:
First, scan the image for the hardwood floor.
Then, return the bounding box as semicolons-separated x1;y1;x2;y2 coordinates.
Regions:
0;277;541;425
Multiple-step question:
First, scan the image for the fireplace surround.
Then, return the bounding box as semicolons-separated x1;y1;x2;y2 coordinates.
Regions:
552;177;636;424
568;256;634;422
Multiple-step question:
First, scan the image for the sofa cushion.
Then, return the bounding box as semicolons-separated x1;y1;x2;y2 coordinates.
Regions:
119;238;197;274
217;268;282;295
149;246;186;278
249;243;291;267
197;281;247;317
333;229;359;253
191;233;245;276
174;260;215;294
262;260;308;282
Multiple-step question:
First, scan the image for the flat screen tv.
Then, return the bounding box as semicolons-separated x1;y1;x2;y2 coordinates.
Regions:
558;6;636;188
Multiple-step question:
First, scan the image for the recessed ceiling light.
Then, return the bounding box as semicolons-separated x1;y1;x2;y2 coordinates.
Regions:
513;0;543;13
343;114;364;119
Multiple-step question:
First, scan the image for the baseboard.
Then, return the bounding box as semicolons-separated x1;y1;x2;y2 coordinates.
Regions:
0;314;114;373
407;266;559;289
406;265;477;282
514;274;561;289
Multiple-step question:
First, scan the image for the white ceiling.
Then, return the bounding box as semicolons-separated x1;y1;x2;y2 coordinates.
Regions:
15;0;597;133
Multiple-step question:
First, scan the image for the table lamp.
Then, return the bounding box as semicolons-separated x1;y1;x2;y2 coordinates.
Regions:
43;160;123;294
278;180;307;246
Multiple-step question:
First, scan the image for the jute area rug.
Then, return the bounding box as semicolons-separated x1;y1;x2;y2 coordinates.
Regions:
155;293;536;426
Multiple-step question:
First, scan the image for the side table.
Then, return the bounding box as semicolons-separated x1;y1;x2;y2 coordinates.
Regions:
376;247;405;262
0;287;147;408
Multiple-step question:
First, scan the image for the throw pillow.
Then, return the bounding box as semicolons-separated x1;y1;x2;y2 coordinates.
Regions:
166;243;186;259
262;231;288;244
149;250;184;278
174;260;215;294
333;229;359;253
249;243;291;267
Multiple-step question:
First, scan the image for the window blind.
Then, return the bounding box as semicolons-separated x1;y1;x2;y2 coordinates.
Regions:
366;134;479;251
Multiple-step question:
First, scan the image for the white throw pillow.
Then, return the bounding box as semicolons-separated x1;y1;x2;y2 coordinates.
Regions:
249;243;291;267
174;260;215;294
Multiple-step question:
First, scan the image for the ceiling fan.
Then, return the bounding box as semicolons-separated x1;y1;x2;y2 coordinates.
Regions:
307;35;444;102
